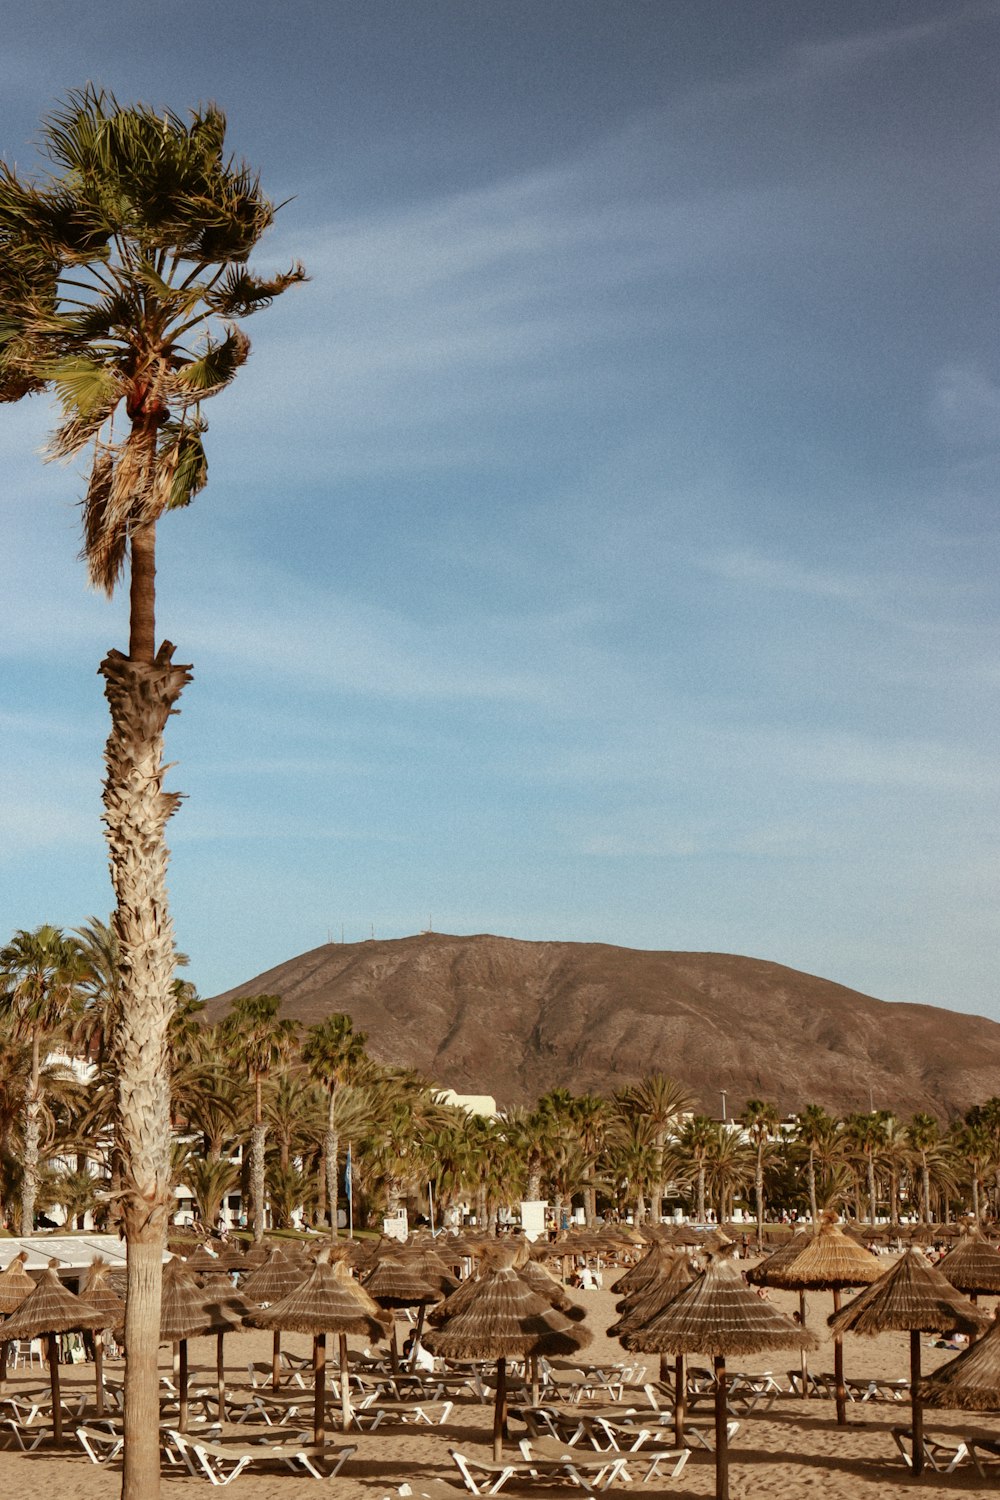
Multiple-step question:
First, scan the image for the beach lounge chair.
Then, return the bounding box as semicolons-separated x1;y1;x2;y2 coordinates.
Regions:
517;1436;648;1491
969;1436;1000;1477
891;1426;970;1474
76;1423;126;1464
449;1448;522;1494
166;1428;356;1484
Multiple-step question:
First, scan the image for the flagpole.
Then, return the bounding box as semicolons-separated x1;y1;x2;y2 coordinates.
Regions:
346;1141;354;1239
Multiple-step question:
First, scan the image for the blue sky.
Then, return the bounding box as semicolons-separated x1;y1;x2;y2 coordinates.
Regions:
1;1;998;1018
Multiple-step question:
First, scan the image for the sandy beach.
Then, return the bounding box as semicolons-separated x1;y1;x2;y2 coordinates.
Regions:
2;1279;999;1499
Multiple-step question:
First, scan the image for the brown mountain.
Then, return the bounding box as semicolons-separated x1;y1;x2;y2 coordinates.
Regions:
204;931;999;1118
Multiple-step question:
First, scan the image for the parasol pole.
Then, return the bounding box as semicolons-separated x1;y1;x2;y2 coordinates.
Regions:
94;1332;105;1417
831;1290;847;1426
799;1291;809;1395
313;1331;327;1446
673;1353;686;1446
47;1332;63;1444
713;1353;729;1500
910;1329;924;1478
428;1180;436;1234
0;1340;7;1389
339;1331;352;1432
272;1328;282;1391
178;1337;190;1433
530;1353;540;1406
216;1329;226;1412
493;1355;507;1462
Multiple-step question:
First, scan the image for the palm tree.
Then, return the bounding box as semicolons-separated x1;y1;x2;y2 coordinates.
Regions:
704;1122;753;1223
793;1104;836;1224
0;89;304;1497
302;1014;369;1237
620;1075;694;1225
0;924;88;1231
907;1113;940;1224
220;993;298;1242
739;1099;780;1250
676;1114;716;1224
843;1111;890;1223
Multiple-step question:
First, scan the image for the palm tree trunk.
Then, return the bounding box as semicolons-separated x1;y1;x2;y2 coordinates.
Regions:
101;641;192;1500
867;1155;877;1224
807;1151;818;1223
21;1080;40;1234
922;1159;931;1224
325;1112;339;1239
697;1164;706;1224
249;1118;267;1242
755;1146;764;1250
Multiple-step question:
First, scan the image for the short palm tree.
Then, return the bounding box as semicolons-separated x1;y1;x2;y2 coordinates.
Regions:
0;89;303;1497
0;924;88;1231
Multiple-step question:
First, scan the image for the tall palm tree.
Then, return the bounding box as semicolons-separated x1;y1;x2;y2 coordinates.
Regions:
907;1113;940;1224
739;1099;780;1250
620;1075;694;1225
219;993;298;1242
302;1014;369;1237
676;1114;716;1224
0;924;88;1231
0;89;303;1497
844;1112;889;1224
793;1104;837;1224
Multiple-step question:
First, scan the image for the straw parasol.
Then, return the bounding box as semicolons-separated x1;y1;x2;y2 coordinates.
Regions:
80;1257;125;1417
920;1312;1000;1412
362;1250;453;1373
197;1270;253;1410
159;1254;225;1431
937;1227;1000;1301
424;1257;592;1460
829;1246;987;1477
248;1252;391;1441
0;1251;33;1386
0;1265;106;1443
764;1212;882;1424
240;1246;308;1389
609;1250;694;1446
621;1250;815;1500
610;1240;676;1298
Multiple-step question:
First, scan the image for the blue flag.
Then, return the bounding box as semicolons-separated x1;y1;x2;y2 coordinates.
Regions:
345;1142;353;1202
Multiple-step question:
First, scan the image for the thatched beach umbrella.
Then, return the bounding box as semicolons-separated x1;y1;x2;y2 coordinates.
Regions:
198;1270;253;1410
621;1251;816;1500
240;1246;308;1389
609;1251;694;1445
764;1212;881;1424
0;1251;33;1386
363;1251;453;1373
159;1255;223;1432
424;1259;592;1461
746;1227;816;1380
80;1257;126;1417
0;1266;105;1443
829;1246;987;1477
248;1253;391;1442
938;1228;1000;1302
610;1240;676;1298
920;1312;1000;1413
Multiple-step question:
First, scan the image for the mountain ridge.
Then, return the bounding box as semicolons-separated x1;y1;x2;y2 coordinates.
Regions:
204;931;997;1117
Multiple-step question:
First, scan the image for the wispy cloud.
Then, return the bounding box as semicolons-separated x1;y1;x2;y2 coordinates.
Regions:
931;365;1000;447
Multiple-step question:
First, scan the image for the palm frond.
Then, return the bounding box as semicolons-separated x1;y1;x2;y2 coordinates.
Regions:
207;262;308;318
172;325;249;401
79;450;127;595
40;354;121;419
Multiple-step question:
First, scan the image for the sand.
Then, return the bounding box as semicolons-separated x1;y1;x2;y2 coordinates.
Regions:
2;1278;998;1498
